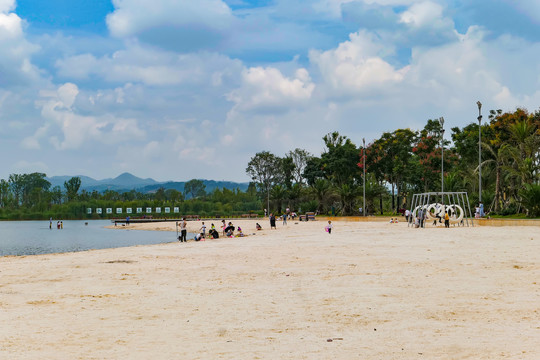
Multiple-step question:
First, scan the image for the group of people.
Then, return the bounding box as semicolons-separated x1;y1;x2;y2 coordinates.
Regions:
49;218;63;229
178;219;254;242
268;207;297;229
409;207;451;228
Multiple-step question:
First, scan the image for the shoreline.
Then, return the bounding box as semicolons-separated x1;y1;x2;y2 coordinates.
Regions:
1;220;539;359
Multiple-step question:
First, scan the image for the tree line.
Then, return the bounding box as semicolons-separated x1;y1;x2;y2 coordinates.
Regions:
0;176;261;220
246;108;540;217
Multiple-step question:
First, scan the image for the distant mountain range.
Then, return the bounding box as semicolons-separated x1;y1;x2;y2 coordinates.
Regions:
46;172;250;194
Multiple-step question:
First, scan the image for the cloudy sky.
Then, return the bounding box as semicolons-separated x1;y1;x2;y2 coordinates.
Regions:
0;0;539;182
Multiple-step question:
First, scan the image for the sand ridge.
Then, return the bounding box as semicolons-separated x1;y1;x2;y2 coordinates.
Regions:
1;219;539;359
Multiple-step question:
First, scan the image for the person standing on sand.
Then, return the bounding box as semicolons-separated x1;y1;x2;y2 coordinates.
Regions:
270;214;276;229
444;212;450;228
282;213;287;225
179;218;187;242
221;219;226;236
200;222;206;237
326;220;333;234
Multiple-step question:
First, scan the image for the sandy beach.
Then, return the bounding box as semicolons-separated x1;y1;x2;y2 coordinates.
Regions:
1;218;539;359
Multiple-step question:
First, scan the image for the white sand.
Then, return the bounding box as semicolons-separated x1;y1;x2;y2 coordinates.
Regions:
1;219;539;359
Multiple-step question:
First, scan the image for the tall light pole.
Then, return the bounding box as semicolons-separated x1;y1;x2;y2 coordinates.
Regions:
477;101;482;203
439;117;445;198
363;138;366;217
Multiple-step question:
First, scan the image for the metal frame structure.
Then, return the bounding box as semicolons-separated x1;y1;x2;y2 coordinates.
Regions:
407;192;474;228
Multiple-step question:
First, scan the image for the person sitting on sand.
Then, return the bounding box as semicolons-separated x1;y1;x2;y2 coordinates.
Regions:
209;228;219;239
224;222;235;234
389;218;394;223
194;233;204;241
235;227;245;237
256;223;262;230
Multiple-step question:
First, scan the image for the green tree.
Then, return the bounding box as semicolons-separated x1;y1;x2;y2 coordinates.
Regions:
64;177;81;202
519;184;540;217
321;132;360;187
303;156;325;186
154;187;167;201
270;184;287;213
184;179;206;199
246;151;280;211
8;174;25;206
50;186;63;205
310;178;331;214
0;179;10;207
287;148;311;185
165;189;183;203
22;173;51;207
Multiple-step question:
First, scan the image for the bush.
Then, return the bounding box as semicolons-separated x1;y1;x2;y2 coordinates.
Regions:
519;184;540;217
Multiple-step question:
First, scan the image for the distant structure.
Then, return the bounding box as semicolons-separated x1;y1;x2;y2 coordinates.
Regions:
408;192;474;228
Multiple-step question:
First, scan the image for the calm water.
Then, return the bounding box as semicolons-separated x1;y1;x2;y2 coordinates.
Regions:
0;220;181;256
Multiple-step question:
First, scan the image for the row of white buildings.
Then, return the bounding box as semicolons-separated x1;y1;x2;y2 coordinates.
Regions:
87;207;180;215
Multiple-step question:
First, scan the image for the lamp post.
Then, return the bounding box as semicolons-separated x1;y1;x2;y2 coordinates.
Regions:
439;117;445;198
363;138;366;217
477;101;482;203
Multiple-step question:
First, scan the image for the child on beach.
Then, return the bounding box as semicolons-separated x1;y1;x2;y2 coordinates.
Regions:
221;219;226;235
256;223;262;230
200;222;206;237
236;227;245;237
325;220;333;234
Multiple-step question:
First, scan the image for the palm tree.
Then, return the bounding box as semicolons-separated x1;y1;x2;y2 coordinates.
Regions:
477;142;507;212
337;183;359;215
270;184;287;213
310;178;331;213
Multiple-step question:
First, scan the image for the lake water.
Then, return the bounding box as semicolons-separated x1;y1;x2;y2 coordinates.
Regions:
0;220;182;256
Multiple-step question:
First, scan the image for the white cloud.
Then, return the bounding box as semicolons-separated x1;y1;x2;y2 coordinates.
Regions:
400;1;443;27
32;83;145;150
0;12;21;37
0;0;15;14
56;43;243;87
0;6;41;86
310;30;407;95
227;66;315;114
107;0;233;38
21;124;49;149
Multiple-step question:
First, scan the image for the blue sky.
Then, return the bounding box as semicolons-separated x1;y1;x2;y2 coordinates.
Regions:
0;0;539;182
